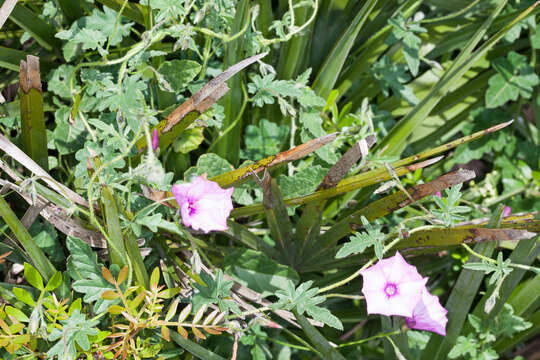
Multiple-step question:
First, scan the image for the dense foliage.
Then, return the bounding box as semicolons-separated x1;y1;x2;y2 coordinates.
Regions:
0;0;539;359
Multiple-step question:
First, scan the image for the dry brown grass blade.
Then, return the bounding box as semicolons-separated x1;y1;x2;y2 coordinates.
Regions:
0;135;89;208
0;0;17;30
211;132;338;188
162;52;267;132
317;135;376;190
0;178;107;248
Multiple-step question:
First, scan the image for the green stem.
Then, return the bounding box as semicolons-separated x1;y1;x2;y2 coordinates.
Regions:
461;243;540;274
337;330;401;348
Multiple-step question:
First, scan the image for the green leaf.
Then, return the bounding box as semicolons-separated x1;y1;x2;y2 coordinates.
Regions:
485;51;539;108
47;310;99;360
241;119;289;161
276;165;327;199
52;106;88;155
386;12;427;76
24;263;44;291
335;216;385;259
224;249;299;297
192;270;240;315
13;287;35;306
448;334;479;359
66;237;118;313
173;127;204;154
158;60;201;93
184;153;234;179
432;184;472;227
371;56;418;105
274;280;343;330
45;272;63;292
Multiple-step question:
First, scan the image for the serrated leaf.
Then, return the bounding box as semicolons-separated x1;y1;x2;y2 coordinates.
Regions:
173;127;204;153
224;249;299;297
184;153;234;180
240;119;289;161
486;52;540;108
158;60;202;93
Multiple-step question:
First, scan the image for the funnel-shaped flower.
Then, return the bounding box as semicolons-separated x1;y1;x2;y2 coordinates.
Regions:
406;287;448;336
152;128;159;151
171;175;233;233
434;191;442;198
360;252;427;317
503;206;511;217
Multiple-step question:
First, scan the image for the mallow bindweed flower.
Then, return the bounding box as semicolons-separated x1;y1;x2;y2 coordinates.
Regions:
434;191;442;198
503;206;511;217
405;287;448;336
171;175;233;233
360;252;427;317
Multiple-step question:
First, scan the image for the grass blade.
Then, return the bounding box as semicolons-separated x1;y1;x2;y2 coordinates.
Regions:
0;195;56;281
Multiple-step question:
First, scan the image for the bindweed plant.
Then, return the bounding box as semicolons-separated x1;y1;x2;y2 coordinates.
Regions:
0;0;539;359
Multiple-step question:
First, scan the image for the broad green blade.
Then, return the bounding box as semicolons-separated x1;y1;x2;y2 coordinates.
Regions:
101;185;128;267
9;4;60;51
313;0;378;99
19;56;48;171
0;196;56;281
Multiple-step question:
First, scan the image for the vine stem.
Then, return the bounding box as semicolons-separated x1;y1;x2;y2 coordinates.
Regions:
461;243;540;273
317;236;402;294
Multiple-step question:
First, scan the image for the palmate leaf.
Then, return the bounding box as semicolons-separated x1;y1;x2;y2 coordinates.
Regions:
66;236;118;314
485;51;539;108
46;310;99;360
274;280;343;330
192;270;240;315
386;12;427;76
335;216;384;259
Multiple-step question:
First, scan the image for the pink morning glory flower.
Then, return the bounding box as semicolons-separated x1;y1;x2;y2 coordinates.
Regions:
360;252;427;317
152;128;159;151
405;287;448;336
171;175;234;233
503;206;511;217
434;191;442;198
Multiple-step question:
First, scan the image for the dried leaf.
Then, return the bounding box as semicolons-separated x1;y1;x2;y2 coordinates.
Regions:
191;327;206;340
177;326;188;339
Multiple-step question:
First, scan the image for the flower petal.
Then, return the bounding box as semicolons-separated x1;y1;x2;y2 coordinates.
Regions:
406;287;448;336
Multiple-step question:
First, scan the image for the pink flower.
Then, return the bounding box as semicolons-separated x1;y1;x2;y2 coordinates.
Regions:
360;252;427;317
405;287;448;336
171;175;233;233
434;191;442;198
503;206;511;217
152;128;159;151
